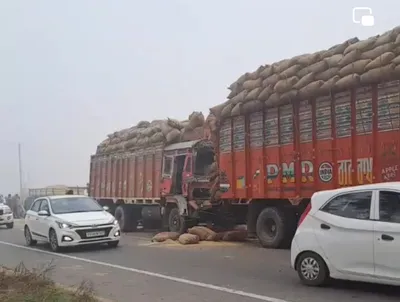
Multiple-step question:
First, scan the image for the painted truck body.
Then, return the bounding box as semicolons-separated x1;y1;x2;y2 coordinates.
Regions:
215;79;400;248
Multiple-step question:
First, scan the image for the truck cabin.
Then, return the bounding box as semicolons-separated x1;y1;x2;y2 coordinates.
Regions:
161;140;214;198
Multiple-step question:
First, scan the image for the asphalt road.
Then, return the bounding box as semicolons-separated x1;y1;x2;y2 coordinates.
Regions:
0;220;399;302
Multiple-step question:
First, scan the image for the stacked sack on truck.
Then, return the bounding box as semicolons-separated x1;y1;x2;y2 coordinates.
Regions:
96;111;205;154
151;226;248;245
209;25;400;119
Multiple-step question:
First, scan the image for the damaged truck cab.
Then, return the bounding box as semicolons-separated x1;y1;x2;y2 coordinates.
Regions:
160;140;216;233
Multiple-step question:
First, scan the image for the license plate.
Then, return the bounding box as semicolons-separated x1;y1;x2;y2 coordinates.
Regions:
86;231;105;237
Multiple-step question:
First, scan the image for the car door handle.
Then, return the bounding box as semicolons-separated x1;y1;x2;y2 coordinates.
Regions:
321;223;331;230
381;234;394;241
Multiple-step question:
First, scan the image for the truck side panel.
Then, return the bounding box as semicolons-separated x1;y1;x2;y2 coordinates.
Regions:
219;80;400;200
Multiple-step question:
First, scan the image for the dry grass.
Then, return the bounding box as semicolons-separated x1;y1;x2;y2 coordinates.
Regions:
0;261;99;302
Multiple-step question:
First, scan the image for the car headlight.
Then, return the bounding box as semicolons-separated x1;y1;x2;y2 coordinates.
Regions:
4;209;12;214
112;218;119;225
56;221;73;229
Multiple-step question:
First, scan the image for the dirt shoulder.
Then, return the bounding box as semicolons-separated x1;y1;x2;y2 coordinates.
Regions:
0;263;99;302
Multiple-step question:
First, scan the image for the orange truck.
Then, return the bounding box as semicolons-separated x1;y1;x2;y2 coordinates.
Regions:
89;30;400;249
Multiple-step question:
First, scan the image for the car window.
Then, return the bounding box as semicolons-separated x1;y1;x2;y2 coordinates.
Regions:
321;191;372;220
50;197;103;214
39;200;50;212
378;191;400;223
30;199;42;212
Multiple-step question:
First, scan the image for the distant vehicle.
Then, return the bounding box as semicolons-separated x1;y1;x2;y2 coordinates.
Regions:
0;203;14;229
24;195;120;252
291;182;400;287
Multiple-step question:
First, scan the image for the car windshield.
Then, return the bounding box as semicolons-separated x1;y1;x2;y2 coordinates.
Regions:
50;197;103;214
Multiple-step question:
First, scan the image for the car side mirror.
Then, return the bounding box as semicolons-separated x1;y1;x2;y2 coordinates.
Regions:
38;210;49;216
102;206;110;211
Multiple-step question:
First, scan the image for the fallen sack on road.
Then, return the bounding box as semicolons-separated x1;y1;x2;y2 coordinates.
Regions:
178;234;200;245
187;226;216;241
151;232;180;242
222;230;248;242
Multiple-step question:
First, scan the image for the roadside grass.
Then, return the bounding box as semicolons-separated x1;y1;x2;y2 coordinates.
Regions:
0;261;99;302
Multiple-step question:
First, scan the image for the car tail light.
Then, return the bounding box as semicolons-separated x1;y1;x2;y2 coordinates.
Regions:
298;203;311;227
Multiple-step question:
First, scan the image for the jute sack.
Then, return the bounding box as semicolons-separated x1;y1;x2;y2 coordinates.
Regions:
230;103;242;117
392;54;400;64
265;93;280;108
242;78;262;90
149;132;165;144
395;35;400;46
274;76;299;93
325;37;359;56
293;72;315;90
324;54;343;67
273;59;296;73
188;112;205;129
296;53;321;66
221;103;234;118
375;31;396;47
343;35;378;55
280;90;298;104
188;226;216;241
361;43;394;60
178;234;200;245
230;90;248;105
365;52;395;71
242;100;264;115
338;59;371;77
258;86;273;101
339;50;361;67
167;118;182;129
245;87;262;101
152;232;180;242
280;64;302;78
259;65;275;78
315;67;340;81
222;230;248;242
262;73;280;86
360;64;396;85
334;74;360;91
166;129;181;143
210;101;229;118
137;121;150;128
297;60;328;78
298;81;323;99
160;122;173;136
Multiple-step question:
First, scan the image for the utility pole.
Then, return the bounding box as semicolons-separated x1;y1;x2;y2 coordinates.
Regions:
18;143;23;198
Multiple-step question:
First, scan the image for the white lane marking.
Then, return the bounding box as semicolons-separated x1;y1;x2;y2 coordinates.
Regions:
0;240;291;302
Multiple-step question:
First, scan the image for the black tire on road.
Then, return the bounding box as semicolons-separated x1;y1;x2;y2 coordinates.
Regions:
115;205;138;232
49;229;62;253
295;252;329;286
108;241;119;248
168;208;187;234
24;226;37;246
6;222;14;229
256;207;288;249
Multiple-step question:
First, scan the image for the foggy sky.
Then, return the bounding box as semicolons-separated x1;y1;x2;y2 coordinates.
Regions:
0;0;398;194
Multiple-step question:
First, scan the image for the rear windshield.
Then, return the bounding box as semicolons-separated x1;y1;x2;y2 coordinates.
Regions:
50;197;103;214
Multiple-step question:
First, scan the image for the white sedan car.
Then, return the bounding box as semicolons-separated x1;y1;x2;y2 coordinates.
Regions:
291;182;400;287
0;203;14;228
24;195;120;252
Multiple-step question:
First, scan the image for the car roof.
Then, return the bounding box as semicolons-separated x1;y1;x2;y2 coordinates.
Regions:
311;182;400;207
36;195;89;201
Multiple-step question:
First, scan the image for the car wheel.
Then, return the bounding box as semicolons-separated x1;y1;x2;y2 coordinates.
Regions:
108;241;119;248
49;229;62;253
168;208;186;234
24;226;37;246
6;222;14;229
296;252;329;286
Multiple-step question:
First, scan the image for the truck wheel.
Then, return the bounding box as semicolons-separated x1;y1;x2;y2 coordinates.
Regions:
256;207;287;249
115;206;137;232
168;208;186;234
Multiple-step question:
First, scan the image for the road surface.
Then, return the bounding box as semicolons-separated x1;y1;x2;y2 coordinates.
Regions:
0;220;398;302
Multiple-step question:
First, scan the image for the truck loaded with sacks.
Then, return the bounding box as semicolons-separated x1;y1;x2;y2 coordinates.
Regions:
90;25;400;248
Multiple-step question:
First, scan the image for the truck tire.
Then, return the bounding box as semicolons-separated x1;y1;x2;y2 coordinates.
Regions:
256;207;288;249
168;208;187;234
115;205;137;232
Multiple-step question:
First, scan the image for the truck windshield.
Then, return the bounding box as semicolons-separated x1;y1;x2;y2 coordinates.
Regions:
50;197;103;214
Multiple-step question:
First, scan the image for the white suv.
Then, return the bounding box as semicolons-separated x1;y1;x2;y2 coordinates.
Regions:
0;203;14;228
24;195;120;252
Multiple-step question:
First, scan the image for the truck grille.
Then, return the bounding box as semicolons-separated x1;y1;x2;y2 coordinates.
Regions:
0;209;3;215
75;227;113;239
